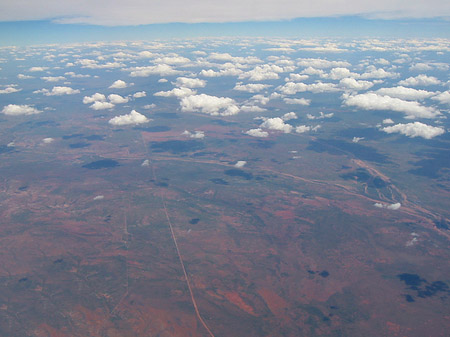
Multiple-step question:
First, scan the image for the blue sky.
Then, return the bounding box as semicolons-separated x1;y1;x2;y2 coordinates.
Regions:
1;17;449;46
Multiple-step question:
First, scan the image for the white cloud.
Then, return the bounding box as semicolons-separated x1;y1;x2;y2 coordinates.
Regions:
2;104;41;116
398;74;442;86
180;94;239;116
133;91;146;98
381;122;445;139
42;137;54;144
326;67;360;80
0;86;21;94
285;74;309;82
129;64;182;77
297;58;350;69
295;125;313;133
109;80;128;89
38;86;80;96
93;195;104;200
339;78;374;91
29;66;48;72
432;91;450;105
239;64;284;81
182;130;205;139
233;82;272;93
175;77;206;88
235;160;247;168
17;74;34;79
240;105;267;112
143;103;156;109
278;81;338;94
41;76;66;82
90;101;115;110
282;112;297;121
300;67;325;76
154;87;197;98
383;118;394;124
141;159;150;167
108;94;128;104
375;86;435;100
283;97;311;105
342;93;440;119
245;128;269;137
83;93;106;104
352;137;364;143
260;117;293;133
374;202;401;210
360;67;398;79
306;111;334;119
65;72;90;78
109;110;150;126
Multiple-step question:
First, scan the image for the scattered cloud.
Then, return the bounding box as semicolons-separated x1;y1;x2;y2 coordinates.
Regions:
17;74;34;79
233;82;272;93
278;81;338;94
374;202;401;210
180;94;239;116
282;112;297;121
83;93;106;104
108;94;129;104
155;87;197;98
90;101;115;110
342;93;440;119
36;86;80;96
398;74;442;86
235;161;247;168
375;86;435;100
306;111;334;119
109;110;150;126
93;195;104;200
245;128;269;137
29;66;48;72
42;137;54;144
432;91;450;105
381;122;445;139
283;97;311;105
0;86;21;94
260;117;293;133
141;159;150;167
129;64;182;77
41;76;66;82
182;130;205;139
133;91;147;98
175;77;206;88
109;80;129;89
2;104;41;116
339;77;374;91
295;125;321;133
352;137;364;143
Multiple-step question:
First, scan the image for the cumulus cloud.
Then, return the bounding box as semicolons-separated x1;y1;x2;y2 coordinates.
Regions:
297;58;350;69
432;91;450;105
374;202;401;210
245;128;269;137
260;117;293;133
108;94;129;104
129;64;182;77
65;72;90;78
295;125;321;133
17;74;34;79
352;137;364;143
383;118;394;124
29;66;48;72
239;64;284;81
180;94;239;116
398;74;441;86
278;81;338;94
37;86;80;96
154;87;197;98
90;101;115;110
306;111;334;119
326;67;360;80
342;93;440;119
2;104;41;116
41;76;66;82
132;91;146;98
235;160;247;168
141;159;150;167
83;93;106;104
182;130;205;139
0;86;21;94
233;82;272;93
281;112;297;121
283;97;311;105
109;110;150;126
285;74;309;82
339;78;374;91
381;122;445;139
93;195;104;200
375;86;435;100
109;80;129;89
42;137;54;144
359;66;398;79
175;77;206;88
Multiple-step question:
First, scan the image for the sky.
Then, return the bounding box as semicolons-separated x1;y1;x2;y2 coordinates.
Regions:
0;1;449;45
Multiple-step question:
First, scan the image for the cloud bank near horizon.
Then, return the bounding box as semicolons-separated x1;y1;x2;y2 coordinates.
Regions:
0;0;449;26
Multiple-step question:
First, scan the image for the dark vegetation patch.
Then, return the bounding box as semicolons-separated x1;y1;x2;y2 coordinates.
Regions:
224;169;253;180
0;145;14;154
397;273;450;301
134;125;171;132
63;133;83;140
150;140;204;154
434;218;449;230
69;142;91;149
250;140;276;149
155;182;169;187
308;139;389;163
409;148;450;179
18;185;28;191
405;295;415;302
189;218;200;225
340;168;388;188
319;271;330;278
84;135;105;141
82;159;119;169
210;178;229;185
